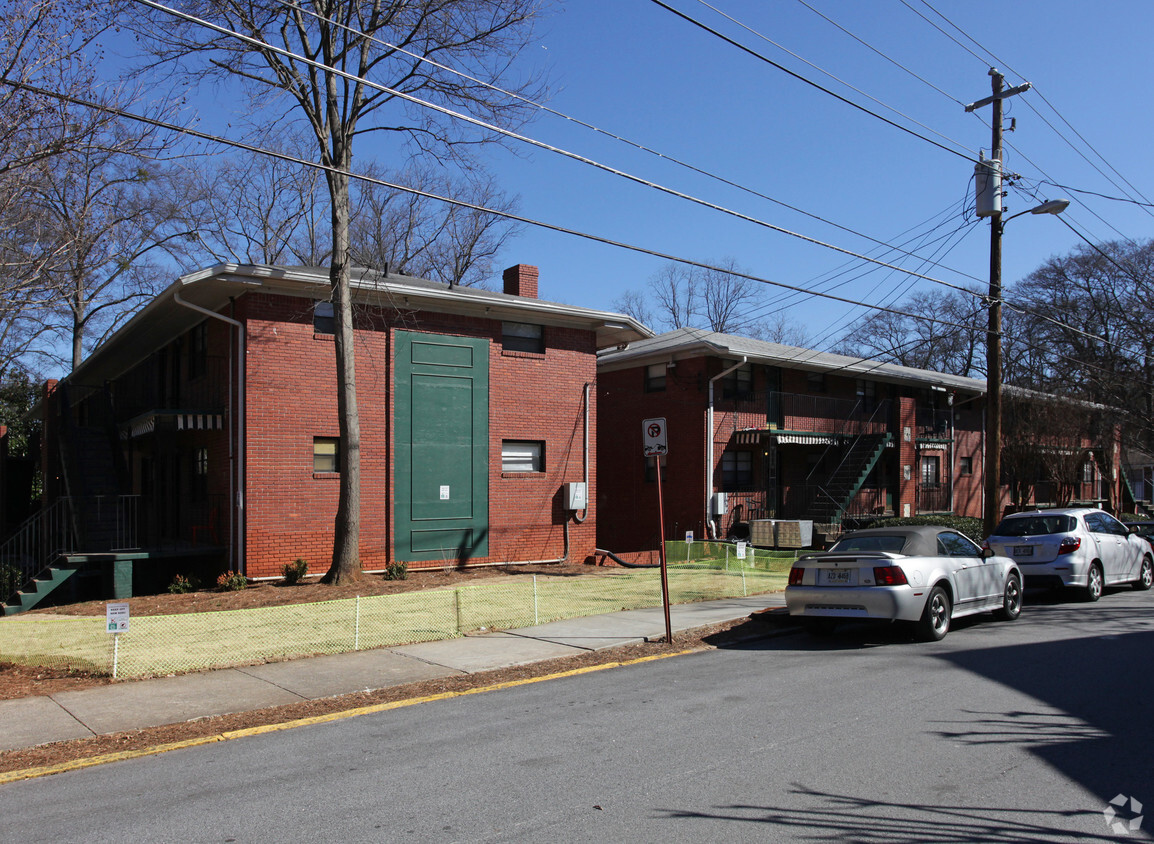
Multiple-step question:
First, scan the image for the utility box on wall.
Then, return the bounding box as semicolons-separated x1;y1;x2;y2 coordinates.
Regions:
564;482;588;511
712;492;727;516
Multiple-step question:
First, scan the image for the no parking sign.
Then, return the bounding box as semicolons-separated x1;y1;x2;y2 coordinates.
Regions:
643;417;668;456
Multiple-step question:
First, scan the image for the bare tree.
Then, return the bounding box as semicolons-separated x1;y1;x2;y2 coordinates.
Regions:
31;114;201;370
195;134;330;266
698;257;759;333
0;0;117;375
649;263;697;330
611;289;654;330
131;0;545;583
837;288;985;377
349;163;519;288
747;312;810;347
1006;240;1154;458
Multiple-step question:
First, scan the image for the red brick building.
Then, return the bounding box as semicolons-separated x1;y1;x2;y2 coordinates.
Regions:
24;263;648;594
596;327;1122;556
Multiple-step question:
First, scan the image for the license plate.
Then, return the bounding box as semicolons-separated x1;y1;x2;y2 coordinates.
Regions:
822;569;854;585
1013;545;1034;557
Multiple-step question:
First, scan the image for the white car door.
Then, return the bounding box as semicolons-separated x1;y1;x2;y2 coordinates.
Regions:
939;531;997;606
1086;512;1132;583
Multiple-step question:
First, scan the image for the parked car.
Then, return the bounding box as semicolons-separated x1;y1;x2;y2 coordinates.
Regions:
985;508;1153;601
785;526;1022;641
1122;520;1154;552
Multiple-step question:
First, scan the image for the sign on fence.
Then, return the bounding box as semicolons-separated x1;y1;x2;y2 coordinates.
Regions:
106;602;130;633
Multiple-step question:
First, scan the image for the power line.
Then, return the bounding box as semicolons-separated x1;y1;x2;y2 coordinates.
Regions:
793;0;964;106
689;0;975;156
0;75;988;340
266;0;985;285
131;0;984;297
911;0;1154;221
646;0;975;163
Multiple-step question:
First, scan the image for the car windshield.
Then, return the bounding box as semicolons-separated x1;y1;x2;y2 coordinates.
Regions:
829;535;907;553
992;514;1076;537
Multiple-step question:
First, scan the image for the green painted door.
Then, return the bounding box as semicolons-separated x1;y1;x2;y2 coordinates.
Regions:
395;331;489;561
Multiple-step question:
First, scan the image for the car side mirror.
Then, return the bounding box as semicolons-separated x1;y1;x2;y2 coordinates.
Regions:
981;546;995;559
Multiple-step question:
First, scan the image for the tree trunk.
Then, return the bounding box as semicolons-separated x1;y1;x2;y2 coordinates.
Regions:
323;163;362;584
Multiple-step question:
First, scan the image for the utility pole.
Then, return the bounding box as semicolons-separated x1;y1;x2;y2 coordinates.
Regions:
966;68;1030;537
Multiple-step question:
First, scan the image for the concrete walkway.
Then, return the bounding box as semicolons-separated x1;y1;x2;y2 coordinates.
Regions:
0;594;789;753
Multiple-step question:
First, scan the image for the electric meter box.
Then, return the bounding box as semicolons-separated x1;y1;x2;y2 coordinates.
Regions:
564;482;588;510
712;492;728;516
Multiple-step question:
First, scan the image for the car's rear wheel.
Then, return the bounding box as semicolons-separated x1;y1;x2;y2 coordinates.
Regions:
994;573;1022;621
1084;563;1104;602
916;586;951;641
1134;557;1153;591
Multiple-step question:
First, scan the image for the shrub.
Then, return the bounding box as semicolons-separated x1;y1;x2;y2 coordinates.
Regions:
167;574;200;594
216;570;247;591
383;562;408;581
282;558;309;585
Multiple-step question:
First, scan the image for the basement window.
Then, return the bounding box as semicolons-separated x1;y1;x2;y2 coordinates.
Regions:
502;440;544;472
502;321;544;354
313;437;340;473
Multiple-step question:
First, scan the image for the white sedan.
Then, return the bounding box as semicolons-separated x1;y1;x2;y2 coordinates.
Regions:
785;525;1022;641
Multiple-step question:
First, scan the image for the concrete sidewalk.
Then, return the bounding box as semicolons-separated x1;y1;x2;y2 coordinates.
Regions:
0;594;789;754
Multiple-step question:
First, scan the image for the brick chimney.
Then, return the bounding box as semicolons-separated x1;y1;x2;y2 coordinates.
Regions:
502;264;539;299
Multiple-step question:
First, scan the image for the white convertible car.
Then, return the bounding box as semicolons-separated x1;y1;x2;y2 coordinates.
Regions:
785;525;1023;641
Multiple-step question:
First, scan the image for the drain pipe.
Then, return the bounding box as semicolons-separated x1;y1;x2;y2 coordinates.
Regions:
174;290;246;576
573;382;591;524
706;356;747;539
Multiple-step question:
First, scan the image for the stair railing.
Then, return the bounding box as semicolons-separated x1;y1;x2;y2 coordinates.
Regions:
0;499;78;601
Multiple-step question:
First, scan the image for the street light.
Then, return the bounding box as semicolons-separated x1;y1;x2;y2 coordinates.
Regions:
983;197;1070;536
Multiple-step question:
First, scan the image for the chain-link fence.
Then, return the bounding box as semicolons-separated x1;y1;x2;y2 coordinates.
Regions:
0;545;792;679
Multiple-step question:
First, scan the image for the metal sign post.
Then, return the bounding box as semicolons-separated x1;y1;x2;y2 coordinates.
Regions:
643;418;673;644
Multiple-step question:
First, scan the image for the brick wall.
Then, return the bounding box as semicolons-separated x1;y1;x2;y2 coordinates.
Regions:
237;292;598;578
597;358;709;557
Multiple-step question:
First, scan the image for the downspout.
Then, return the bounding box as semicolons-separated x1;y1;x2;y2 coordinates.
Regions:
706;356;748;539
174;290;246;576
573;381;591;524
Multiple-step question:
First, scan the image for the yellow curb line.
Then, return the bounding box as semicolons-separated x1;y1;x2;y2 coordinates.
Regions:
0;648;695;785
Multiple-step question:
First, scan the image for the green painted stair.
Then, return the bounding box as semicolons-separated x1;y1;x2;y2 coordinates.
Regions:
2;561;84;616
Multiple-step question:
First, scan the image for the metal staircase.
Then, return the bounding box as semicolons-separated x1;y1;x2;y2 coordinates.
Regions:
809;432;893;524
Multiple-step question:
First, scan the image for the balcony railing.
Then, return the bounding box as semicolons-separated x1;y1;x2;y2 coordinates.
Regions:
720;391;892;437
110;356;229;421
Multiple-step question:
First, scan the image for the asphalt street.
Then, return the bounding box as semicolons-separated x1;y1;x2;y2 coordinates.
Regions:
2;587;1151;843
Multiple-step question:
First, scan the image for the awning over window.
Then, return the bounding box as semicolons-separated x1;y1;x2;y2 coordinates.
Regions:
123;412;225;439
